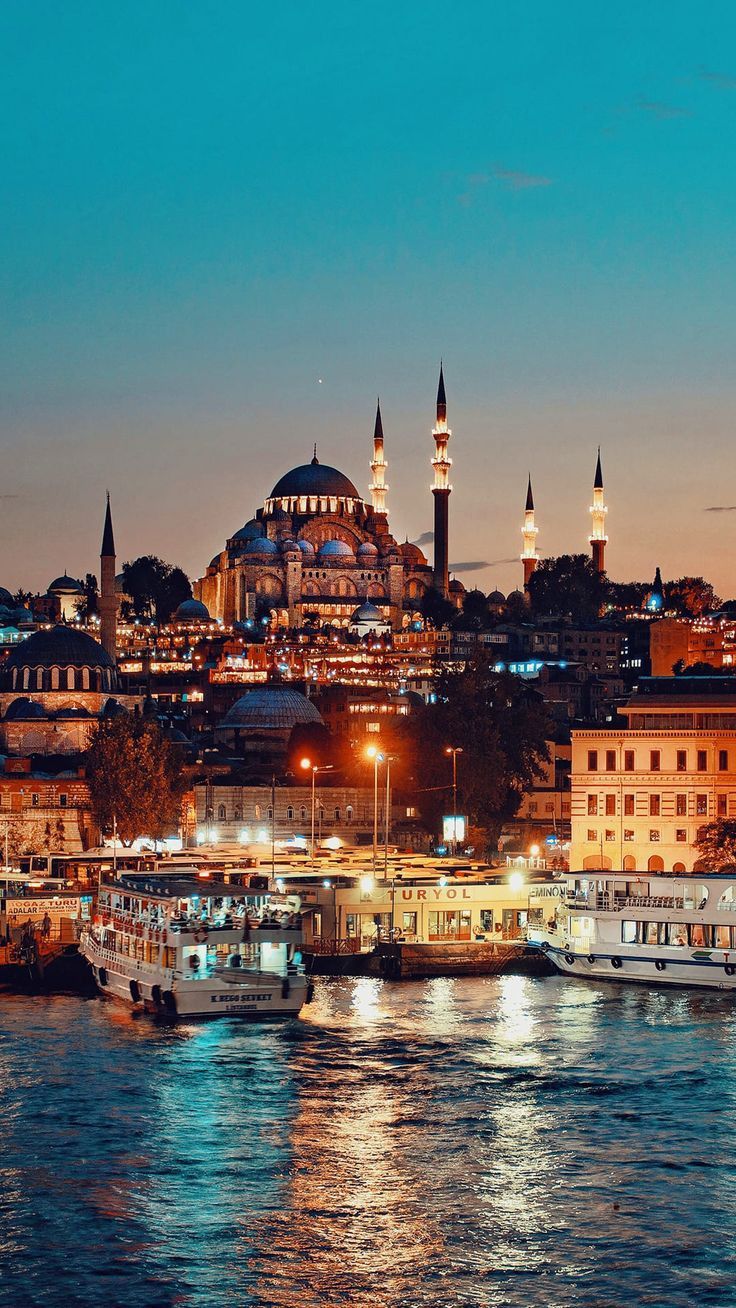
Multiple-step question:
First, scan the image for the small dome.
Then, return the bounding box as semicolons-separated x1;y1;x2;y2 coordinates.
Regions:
399;542;426;564
449;579;464;593
357;541;379;557
280;538;300;554
243;537;279;555
350;602;383;623
318;539;355;561
231;519;264;542
219;685;323;732
175;598;210;622
55;705;92;719
4;698;48;722
297;539;315;554
48;573;83;595
0;587;13;605
487;590;506;604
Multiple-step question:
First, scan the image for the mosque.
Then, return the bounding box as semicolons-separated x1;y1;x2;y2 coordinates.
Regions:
195;368;462;630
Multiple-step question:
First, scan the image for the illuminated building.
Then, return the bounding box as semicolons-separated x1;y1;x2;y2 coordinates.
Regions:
196;371;462;630
571;676;736;873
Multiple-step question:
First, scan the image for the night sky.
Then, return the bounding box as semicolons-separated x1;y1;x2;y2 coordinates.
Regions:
2;3;736;598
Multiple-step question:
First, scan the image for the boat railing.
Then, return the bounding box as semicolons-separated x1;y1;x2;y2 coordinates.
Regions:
567;892;686;911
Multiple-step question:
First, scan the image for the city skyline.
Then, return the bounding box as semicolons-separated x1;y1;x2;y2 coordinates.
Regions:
3;3;736;596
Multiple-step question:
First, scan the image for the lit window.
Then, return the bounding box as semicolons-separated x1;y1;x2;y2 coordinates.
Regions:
623;829;634;842
696;795;708;816
587;829;597;842
649;829;660;842
676;829;687;842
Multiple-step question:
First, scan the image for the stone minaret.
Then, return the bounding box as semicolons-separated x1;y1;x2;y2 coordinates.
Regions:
99;493;117;661
431;363;452;597
521;474;539;591
589;448;608;575
369;398;388;517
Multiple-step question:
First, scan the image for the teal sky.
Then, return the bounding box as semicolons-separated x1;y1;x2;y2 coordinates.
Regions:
2;2;736;598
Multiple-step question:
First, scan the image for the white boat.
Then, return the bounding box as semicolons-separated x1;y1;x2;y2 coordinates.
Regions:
80;875;313;1019
528;871;736;990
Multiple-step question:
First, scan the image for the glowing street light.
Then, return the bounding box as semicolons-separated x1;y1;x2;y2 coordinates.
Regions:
301;756;333;865
509;871;525;893
366;745;384;872
445;746;464;855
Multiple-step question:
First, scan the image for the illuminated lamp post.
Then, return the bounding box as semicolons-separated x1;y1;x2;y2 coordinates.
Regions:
300;757;333;868
383;754;398;882
366;746;384;874
445;746;463;854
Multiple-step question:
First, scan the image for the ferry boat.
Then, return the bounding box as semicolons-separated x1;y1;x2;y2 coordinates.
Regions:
527;871;736;989
80;875;313;1019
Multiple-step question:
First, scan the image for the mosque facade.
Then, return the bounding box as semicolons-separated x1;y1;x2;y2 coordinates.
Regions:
195;372;462;630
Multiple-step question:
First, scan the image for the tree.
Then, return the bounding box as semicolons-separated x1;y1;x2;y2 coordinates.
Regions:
461;589;490;626
121;556;192;623
398;659;550;853
528;555;609;622
86;715;186;844
666;577;720;617
75;573;99;622
694;820;736;870
420;586;455;630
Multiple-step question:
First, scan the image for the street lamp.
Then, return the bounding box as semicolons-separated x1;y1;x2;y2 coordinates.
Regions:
445;746;464;855
300;757;334;866
366;746;383;873
383;754;398;882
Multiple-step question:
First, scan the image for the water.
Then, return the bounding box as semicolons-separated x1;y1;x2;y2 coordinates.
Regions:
1;976;735;1308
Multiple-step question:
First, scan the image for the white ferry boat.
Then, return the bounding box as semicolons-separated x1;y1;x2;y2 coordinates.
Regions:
80;875;313;1019
528;871;736;989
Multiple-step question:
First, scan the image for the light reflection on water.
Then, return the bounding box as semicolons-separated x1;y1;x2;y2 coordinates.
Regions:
1;978;736;1306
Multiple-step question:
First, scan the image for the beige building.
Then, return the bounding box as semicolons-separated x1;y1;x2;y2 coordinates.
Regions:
570;676;736;874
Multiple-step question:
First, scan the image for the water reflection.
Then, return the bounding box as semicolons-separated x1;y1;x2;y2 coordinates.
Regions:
2;979;736;1306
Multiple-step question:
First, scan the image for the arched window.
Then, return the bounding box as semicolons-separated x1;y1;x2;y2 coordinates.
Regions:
673;861;686;873
300;806;307;821
647;855;665;872
51;667;59;690
22;669;29;690
346;805;353;821
255;804;261;819
37;669;44;690
287;806;294;821
334;807;341;821
82;668;90;690
218;804;226;821
234;806;242;821
66;668;75;690
267;806;273;820
622;855;636;872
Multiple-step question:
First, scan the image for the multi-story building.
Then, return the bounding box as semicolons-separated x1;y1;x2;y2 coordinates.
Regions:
571;676;736;874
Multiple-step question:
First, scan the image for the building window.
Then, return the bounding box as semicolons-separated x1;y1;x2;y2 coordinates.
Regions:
366;722;381;733
676;750;687;772
255;804;261;819
605;829;616;841
605;795;616;816
267;806;273;820
59;794;67;808
587;829;597;842
650;750;661;772
718;795;728;817
287;806;294;821
31;793;39;806
587;795;598;816
696;795;708;816
217;804;226;821
334;808;341;821
624;794;634;816
649;795;660;817
697;750;708;772
605;750;616;772
719;750;729;771
346;805;353;820
587;750;598;771
300;806;307;821
624;750;635;771
676;794;687;816
649;829;660;842
676;829;687;842
234;806;242;821
623;829;634;842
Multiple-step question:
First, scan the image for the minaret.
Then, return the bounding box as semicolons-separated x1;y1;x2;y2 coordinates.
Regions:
589;447;608;575
521;474;539;591
431;363;452;597
369;398;388;516
99;493;117;661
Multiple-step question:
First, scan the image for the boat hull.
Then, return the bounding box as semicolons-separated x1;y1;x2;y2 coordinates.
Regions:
82;944;311;1019
533;937;736;990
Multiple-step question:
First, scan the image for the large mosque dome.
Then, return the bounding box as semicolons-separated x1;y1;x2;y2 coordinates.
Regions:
269;458;361;502
1;624;119;694
219;685;323;732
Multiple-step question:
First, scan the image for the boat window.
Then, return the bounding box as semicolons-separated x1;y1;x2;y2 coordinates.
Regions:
667;923;688;946
715;925;732;949
645;922;659;945
689;924;712;948
622;920;637;944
